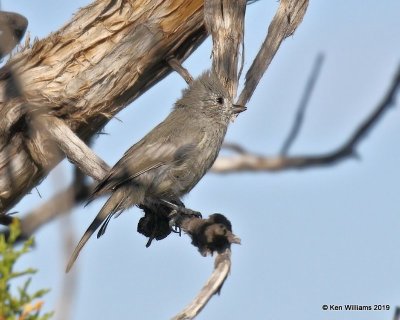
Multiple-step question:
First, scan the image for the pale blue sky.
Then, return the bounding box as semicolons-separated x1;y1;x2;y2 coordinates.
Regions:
2;1;400;320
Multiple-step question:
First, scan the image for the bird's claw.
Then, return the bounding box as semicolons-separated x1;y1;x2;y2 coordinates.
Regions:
168;207;202;235
168;210;182;235
179;207;202;219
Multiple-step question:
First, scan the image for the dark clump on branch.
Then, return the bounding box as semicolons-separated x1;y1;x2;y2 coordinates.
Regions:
137;203;240;258
137;203;174;247
181;213;241;256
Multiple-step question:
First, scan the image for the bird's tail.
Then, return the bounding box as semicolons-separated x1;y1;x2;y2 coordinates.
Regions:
66;188;131;273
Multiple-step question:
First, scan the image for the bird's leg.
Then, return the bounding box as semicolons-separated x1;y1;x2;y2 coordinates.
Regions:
161;199;202;218
168;209;182;236
160;199;202;233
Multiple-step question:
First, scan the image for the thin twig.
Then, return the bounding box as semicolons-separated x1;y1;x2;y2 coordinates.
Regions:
280;53;324;155
57;215;77;320
167;57;193;84
55;168;83;320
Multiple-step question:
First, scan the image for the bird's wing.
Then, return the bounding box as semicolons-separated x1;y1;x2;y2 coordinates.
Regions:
95;144;167;188
90;123;202;199
67;140;177;272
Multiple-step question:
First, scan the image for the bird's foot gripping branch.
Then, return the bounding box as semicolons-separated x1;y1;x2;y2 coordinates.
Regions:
137;201;240;256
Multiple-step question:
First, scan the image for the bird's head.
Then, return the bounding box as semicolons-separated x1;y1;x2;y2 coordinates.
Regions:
175;71;246;123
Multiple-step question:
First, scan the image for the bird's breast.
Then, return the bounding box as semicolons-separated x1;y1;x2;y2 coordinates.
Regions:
143;122;228;200
169;125;227;195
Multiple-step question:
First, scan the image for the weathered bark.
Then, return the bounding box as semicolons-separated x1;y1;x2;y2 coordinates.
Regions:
0;0;209;212
204;0;246;97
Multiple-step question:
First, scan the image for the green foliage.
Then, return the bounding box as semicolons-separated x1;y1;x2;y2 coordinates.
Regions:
0;220;53;320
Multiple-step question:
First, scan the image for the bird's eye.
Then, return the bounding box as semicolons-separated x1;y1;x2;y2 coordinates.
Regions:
216;97;224;105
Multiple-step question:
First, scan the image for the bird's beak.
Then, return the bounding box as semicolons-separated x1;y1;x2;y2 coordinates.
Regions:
232;104;247;115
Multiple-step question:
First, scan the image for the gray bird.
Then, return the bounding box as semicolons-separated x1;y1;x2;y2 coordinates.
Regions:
0;11;28;58
66;70;246;272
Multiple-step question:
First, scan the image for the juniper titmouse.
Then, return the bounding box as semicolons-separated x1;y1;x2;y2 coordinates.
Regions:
66;70;246;272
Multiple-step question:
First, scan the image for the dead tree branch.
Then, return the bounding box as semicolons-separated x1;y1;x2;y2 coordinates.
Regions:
0;0;267;216
213;64;400;173
0;0;210;213
37;115;109;180
167;57;193;85
280;53;324;155
171;249;233;320
172;213;240;320
55;167;83;320
204;0;247;97
237;0;309;107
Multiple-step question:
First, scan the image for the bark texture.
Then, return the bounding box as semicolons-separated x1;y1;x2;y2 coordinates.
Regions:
0;0;208;212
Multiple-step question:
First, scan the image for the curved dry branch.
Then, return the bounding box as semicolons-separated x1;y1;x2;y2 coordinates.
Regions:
280;53;324;155
171;248;233;320
171;213;240;320
213;150;356;173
